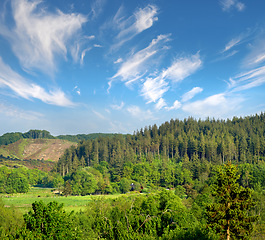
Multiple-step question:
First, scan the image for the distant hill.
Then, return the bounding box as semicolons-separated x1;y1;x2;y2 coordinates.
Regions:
0;139;77;162
0;129;120;145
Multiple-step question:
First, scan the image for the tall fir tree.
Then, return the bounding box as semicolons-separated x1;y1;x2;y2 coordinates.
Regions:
206;163;258;240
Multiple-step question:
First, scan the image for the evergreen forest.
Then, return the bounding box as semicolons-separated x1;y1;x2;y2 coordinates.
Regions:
1;113;265;239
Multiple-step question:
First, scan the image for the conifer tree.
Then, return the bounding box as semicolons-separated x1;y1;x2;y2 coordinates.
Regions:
206;163;258;240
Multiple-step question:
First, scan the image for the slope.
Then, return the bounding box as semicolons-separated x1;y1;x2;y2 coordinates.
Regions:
0;139;77;162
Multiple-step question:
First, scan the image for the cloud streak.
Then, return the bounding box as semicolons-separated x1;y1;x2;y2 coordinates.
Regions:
160;52;202;82
140;53;202;106
228;65;265;92
182;87;203;102
220;0;245;12
113;4;158;48
0;0;87;74
111;34;170;84
0;57;74;107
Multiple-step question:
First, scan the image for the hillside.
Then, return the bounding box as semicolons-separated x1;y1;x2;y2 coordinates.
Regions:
0;129;121;145
0;139;77;162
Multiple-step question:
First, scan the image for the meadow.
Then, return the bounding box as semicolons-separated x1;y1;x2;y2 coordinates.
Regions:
1;187;123;213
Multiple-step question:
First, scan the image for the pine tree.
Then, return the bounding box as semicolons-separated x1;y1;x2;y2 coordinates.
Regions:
206;163;258;240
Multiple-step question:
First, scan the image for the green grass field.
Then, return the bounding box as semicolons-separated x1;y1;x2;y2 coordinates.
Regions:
1;187;124;213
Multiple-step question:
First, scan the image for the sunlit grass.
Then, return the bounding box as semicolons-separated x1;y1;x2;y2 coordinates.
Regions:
1;187;125;213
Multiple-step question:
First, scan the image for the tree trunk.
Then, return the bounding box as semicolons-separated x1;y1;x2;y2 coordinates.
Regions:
227;220;230;240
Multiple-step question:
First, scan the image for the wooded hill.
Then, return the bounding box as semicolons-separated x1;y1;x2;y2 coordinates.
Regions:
0;130;118;164
57;113;265;175
55;113;265;195
0;129;119;146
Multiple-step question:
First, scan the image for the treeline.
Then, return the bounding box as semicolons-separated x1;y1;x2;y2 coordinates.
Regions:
56;133;119;143
0;166;63;194
0;130;117;145
56;113;265;191
0;130;54;145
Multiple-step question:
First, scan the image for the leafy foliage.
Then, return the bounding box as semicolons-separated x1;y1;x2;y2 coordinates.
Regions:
14;200;80;239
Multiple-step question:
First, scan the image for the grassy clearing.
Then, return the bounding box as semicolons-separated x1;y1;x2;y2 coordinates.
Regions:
1;187;123;213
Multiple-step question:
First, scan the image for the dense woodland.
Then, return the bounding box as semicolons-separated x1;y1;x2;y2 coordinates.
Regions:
56;113;265;194
0;113;265;239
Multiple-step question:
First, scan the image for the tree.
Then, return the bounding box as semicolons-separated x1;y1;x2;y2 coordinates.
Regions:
70;169;97;195
6;171;29;194
206;163;258;240
16;200;80;239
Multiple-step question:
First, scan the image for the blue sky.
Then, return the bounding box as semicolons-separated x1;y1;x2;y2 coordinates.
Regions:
0;0;265;136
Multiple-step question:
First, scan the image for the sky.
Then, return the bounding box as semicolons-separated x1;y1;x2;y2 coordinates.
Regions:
0;0;265;136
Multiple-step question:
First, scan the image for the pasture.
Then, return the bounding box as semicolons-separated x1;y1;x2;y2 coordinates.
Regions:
1;187;123;213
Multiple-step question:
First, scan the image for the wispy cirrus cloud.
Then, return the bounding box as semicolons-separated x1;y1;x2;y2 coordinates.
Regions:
183;62;265;118
228;65;265;92
155;98;167;110
141;76;169;103
220;0;245;12
243;33;265;67
181;87;203;102
112;4;158;48
0;57;74;107
160;52;202;82
111;34;170;85
140;53;202;106
0;0;87;74
110;101;125;110
222;36;243;53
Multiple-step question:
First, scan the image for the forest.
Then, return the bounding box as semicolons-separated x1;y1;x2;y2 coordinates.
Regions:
0;113;265;239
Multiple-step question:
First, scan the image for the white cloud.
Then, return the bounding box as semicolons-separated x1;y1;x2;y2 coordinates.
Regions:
220;0;245;12
114;58;123;64
182;93;243;118
127;105;155;121
222;37;243;53
1;0;87;73
155;98;167;110
161;52;202;82
110;101;125;110
139;53;202;105
80;47;92;65
0;57;74;107
245;46;265;67
141;76;169;103
181;87;203;102
111;34;170;84
73;86;81;95
228;65;265;92
112;44;202;108
165;100;181;111
134;5;158;33
112;4;158;48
